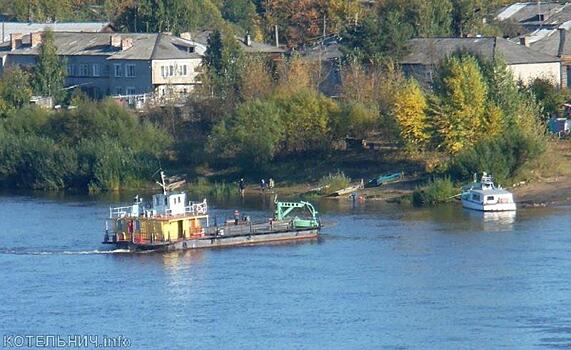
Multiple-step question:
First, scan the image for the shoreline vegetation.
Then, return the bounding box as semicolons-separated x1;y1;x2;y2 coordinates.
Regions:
1;2;570;208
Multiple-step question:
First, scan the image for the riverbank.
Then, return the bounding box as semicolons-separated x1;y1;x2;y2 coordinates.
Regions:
243;140;571;208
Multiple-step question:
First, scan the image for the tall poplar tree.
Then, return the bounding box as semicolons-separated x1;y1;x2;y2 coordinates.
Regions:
33;30;66;103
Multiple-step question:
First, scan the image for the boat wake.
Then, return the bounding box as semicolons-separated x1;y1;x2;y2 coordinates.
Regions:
0;248;131;256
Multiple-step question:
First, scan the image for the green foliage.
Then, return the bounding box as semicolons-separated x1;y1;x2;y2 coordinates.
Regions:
202;30;244;101
434;54;488;153
412;176;456;207
209;99;284;165
318;171;351;195
2;0;73;21
0;67;33;109
33;30;67;103
0;100;170;191
115;0;224;33
187;178;237;199
343;102;379;139
448;129;547;184
529;78;568;120
273;89;340;153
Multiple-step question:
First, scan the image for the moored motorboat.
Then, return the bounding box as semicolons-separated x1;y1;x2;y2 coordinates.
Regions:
461;173;516;212
102;172;321;252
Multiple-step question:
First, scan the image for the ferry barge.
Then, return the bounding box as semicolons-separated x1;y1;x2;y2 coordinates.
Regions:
102;172;320;252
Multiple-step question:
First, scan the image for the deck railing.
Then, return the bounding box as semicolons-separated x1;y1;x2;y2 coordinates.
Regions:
110;206;137;218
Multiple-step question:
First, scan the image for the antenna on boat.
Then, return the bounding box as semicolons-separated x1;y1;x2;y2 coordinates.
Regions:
156;170;167;195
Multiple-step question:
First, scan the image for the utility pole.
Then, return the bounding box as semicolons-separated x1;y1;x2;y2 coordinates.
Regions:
323;15;327;41
274;25;279;48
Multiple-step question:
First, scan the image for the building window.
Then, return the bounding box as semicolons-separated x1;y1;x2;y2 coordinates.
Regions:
126;64;136;78
79;64;89;77
180;65;188;76
126;87;136;95
114;64;122;77
161;66;166;77
92;64;101;77
67;64;76;76
169;65;174;77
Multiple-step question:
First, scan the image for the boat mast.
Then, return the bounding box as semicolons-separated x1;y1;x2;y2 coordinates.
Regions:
156;171;167;195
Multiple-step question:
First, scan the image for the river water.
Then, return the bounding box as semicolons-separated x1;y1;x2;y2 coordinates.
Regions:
1;192;571;349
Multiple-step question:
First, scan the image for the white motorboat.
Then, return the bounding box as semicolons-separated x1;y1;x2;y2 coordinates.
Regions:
461;173;516;212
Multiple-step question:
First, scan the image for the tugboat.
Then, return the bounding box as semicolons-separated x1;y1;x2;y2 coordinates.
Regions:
102;172;320;252
461;172;516;212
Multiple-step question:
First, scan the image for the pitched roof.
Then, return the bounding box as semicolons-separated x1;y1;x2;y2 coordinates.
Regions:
496;2;571;28
401;37;560;66
521;28;571;57
0;32;202;60
0;22;113;42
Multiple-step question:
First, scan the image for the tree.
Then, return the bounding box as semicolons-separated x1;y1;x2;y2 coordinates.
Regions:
529;78;568;120
273;89;339;153
434;55;488;153
209;99;284;165
393;79;430;151
239;55;274;100
33;30;66;103
275;55;320;94
202;29;244;101
3;0;73;22
114;0;224;33
344;102;379;139
0;67;33;109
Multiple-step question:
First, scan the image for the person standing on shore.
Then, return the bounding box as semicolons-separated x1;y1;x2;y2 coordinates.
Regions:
239;178;245;197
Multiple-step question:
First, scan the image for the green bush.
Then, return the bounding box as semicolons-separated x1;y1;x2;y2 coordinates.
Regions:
412;177;456;207
187;178;237;198
318;171;351;195
0;101;170;191
448;129;546;184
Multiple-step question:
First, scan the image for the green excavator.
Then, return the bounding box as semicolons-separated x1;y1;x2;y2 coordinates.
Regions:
274;198;320;229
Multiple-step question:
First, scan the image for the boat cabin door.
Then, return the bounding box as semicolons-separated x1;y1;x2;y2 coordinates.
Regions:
177;220;184;239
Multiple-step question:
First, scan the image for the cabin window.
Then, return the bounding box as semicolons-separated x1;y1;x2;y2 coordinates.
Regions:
487;196;495;201
472;194;481;201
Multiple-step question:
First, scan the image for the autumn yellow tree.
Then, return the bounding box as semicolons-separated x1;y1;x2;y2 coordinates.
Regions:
239;55;274;100
393;79;430;151
275;55;320;95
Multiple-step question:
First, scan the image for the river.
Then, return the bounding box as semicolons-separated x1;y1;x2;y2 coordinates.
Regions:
1;192;571;349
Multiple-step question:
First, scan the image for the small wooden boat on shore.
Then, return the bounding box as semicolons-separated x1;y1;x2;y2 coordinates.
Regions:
102;172;320;252
461;173;516;212
327;185;361;197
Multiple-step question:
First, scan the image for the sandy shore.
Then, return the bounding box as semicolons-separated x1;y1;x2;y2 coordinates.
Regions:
512;176;571;207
